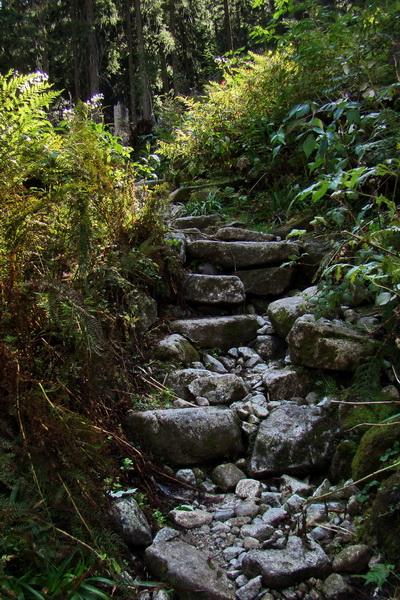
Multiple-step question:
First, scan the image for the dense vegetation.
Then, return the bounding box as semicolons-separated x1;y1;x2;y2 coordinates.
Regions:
159;0;400;336
1;0;400;597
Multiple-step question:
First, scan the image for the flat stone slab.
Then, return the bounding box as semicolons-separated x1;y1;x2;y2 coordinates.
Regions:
183;274;245;304
235;266;293;296
170;315;261;350
124;407;244;465
215;227;276;242
187;241;299;269
145;539;235;599
248;404;337;477
242;536;331;589
287;314;375;371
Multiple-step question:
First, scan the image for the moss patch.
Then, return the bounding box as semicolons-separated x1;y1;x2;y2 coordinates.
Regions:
341;394;400;436
370;472;400;563
352;423;400;481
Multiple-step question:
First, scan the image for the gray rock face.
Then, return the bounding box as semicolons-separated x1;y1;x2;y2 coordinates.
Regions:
131;291;158;333
322;574;353;600
235;266;294;296
262;367;311;401
248;404;336;477
124;407;244;465
242;536;331;589
287;315;374;372
267;286;318;338
332;544;373;573
170;508;213;529
112;497;152;546
211;463;247;491
187;241;299;269
251;335;286;360
188;373;249;405
170;315;260;350
215;227;275;242
145;539;235;599
153;334;200;365
167;368;213;400
183;274;245;304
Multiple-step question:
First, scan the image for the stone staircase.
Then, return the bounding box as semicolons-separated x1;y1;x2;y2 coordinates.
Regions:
114;212;384;600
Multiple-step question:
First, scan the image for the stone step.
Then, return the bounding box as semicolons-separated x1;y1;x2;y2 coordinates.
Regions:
214;227;276;242
183;273;246;304
187;240;299;269
124;407;243;466
170;314;262;350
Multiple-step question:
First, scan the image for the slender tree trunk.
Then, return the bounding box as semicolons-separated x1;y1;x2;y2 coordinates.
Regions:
72;0;82;101
134;0;152;123
223;0;234;52
160;48;170;95
124;0;138;132
34;0;50;74
169;0;179;96
85;0;100;97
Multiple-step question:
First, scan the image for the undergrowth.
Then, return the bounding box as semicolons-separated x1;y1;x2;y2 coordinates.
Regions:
0;71;175;597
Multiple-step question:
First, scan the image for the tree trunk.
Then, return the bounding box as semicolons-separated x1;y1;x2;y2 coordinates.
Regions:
124;0;138;133
85;0;100;98
160;48;170;95
72;0;82;101
223;0;234;52
169;0;179;96
34;0;50;74
134;0;152;124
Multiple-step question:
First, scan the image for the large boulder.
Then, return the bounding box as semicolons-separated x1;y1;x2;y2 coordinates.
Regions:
167;368;213;401
235;266;294;296
242;536;331;589
145;539;235;599
187;240;299;269
287;315;376;371
188;373;249;405
267;286;318;338
170;315;261;350
262;367;311;401
126;290;158;333
248;404;337;477
111;496;152;546
153;334;200;365
183;274;245;304
124;407;244;465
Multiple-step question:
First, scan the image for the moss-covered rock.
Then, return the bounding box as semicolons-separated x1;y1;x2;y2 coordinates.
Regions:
351;424;400;481
370;472;400;563
153;334;200;366
341;394;399;436
329;440;358;483
287;315;377;372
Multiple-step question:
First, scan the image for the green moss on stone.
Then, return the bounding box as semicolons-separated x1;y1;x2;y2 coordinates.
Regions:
329;440;358;483
352;423;400;481
370;472;400;563
341;394;399;435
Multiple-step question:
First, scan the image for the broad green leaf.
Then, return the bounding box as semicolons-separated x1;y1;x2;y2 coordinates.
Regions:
311;180;331;202
310;118;324;130
303;134;316;158
346;108;362;125
376;292;395;306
